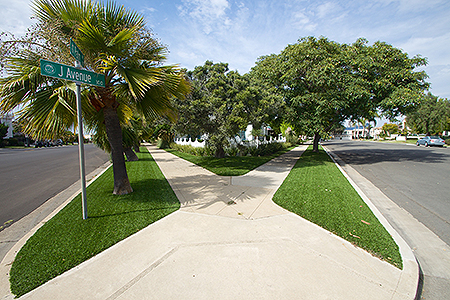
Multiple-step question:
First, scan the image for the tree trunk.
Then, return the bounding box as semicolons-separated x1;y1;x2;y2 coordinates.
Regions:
103;107;133;195
124;147;139;161
312;132;321;152
133;144;140;153
215;146;225;158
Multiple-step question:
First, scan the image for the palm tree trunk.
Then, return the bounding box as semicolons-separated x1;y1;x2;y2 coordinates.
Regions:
103;107;133;195
124;147;139;161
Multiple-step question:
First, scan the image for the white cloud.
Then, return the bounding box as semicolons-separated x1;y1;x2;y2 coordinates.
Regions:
374;0;446;12
399;33;450;66
183;0;229;19
177;0;231;34
292;10;317;31
0;0;35;35
316;2;339;18
142;7;156;13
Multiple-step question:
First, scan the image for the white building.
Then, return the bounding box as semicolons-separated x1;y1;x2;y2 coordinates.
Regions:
0;113;14;139
341;126;368;139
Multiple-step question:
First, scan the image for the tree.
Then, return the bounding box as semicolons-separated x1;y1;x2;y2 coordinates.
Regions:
382;123;399;136
406;93;450;135
92;116;145;162
0;0;189;194
174;61;248;157
174;61;283;157
252;36;429;152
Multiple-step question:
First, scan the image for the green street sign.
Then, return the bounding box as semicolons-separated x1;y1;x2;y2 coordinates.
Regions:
40;59;105;87
70;39;85;67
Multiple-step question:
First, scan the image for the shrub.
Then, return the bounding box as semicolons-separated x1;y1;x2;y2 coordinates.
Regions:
169;141;290;157
225;146;239;157
6;138;19;146
169;143;211;156
157;139;170;149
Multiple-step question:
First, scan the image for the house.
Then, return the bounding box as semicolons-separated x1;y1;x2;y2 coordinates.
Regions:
370;127;383;139
341;126;368;139
0;113;14;139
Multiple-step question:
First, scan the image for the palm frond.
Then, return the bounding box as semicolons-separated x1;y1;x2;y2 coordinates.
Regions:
32;0;94;35
15;84;77;140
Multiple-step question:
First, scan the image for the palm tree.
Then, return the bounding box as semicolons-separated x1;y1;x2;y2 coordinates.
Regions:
0;0;189;194
92;114;150;162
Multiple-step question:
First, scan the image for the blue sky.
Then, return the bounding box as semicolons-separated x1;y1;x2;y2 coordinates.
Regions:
1;0;450;101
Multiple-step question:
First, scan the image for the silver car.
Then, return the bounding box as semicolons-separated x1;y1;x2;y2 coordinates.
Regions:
416;136;445;147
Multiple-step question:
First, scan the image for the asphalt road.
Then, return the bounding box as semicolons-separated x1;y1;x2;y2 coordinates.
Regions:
0;144;110;229
323;139;450;299
323;139;450;246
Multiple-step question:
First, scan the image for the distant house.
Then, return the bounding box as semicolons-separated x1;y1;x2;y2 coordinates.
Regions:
0;113;14;139
370;127;383;139
342;126;368;139
338;125;383;140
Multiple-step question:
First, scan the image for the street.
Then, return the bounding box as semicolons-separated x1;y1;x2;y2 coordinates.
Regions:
323;139;450;299
0;144;110;229
323;140;450;245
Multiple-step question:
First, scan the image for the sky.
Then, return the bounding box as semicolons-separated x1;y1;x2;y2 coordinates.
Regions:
1;0;449;102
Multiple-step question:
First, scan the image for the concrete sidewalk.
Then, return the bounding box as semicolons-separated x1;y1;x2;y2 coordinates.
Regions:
4;145;417;299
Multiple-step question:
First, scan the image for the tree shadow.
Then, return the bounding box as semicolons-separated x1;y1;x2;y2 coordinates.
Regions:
88;206;178;219
87;176;180;219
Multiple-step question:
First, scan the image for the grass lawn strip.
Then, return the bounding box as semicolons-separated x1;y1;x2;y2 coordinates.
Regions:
166;146;296;176
273;145;402;269
9;147;180;297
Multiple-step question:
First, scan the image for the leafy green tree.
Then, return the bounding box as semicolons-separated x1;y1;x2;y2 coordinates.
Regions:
152;123;175;149
382;123;399;135
252;36;429;151
175;61;254;158
406;93;450;135
0;0;189;194
242;71;285;136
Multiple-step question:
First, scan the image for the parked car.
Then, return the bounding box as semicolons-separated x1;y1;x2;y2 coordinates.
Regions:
416;136;445;147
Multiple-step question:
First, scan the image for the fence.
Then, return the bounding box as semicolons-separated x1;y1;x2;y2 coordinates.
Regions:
173;135;287;148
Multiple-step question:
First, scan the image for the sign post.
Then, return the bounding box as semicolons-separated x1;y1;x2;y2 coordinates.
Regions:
40;41;105;220
70;39;85;67
74;60;88;220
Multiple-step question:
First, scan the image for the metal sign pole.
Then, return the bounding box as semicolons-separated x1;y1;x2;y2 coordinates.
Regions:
75;61;88;219
40;38;105;220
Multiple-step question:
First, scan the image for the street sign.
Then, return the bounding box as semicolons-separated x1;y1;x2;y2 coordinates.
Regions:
70;39;85;67
40;59;105;87
40;44;103;220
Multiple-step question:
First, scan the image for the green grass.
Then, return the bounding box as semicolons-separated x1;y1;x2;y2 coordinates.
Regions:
375;139;417;144
166;146;295;176
9;147;180;297
273;146;402;269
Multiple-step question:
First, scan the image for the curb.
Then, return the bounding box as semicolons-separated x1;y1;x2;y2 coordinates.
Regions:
322;145;419;299
0;161;111;299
